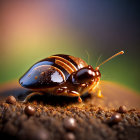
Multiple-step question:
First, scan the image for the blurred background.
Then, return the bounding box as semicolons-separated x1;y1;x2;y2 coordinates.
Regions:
0;1;140;93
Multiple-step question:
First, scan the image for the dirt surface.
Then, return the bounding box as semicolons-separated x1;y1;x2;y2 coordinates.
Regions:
0;81;140;140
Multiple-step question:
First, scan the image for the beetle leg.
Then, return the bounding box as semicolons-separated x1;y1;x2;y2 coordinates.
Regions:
22;92;44;103
78;96;82;103
68;91;82;103
97;89;103;98
88;82;103;98
89;80;100;93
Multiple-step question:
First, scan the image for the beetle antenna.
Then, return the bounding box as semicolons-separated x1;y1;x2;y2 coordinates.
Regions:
96;51;124;70
95;54;102;68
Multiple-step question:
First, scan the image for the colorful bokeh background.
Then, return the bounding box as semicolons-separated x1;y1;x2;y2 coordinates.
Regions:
0;1;140;93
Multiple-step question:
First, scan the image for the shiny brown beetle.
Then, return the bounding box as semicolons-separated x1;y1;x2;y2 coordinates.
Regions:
19;51;124;102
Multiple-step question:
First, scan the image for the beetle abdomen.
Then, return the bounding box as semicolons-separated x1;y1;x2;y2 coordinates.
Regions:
40;54;88;79
52;54;88;71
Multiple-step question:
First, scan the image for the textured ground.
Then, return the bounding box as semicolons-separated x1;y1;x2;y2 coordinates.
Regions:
0;81;140;140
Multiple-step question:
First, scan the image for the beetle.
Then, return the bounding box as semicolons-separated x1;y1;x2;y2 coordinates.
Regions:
19;51;124;102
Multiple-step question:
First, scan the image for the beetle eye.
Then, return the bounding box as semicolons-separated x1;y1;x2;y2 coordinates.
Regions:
75;66;95;83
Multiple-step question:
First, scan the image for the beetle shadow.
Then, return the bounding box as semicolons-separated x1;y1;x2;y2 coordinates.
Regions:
0;84;93;106
28;92;92;106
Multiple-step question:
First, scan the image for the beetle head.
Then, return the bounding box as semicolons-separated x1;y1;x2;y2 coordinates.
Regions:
70;65;101;85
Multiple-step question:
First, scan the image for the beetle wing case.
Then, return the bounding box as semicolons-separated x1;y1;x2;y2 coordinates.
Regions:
19;61;65;89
